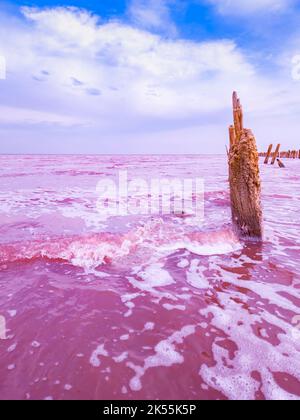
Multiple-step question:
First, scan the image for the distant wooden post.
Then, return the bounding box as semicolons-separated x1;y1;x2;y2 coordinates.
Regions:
264;144;273;164
271;144;281;165
277;159;285;168
228;92;263;239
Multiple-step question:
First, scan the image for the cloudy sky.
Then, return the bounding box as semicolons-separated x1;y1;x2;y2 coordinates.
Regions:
0;0;300;154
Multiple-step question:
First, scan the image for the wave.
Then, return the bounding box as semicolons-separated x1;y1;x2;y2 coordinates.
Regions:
0;220;242;270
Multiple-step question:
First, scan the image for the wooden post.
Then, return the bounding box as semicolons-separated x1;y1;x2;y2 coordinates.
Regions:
228;92;263;239
277;159;285;168
271;144;281;165
264;144;273;164
229;125;236;148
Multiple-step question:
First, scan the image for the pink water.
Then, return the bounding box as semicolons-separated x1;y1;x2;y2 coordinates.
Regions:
0;155;300;400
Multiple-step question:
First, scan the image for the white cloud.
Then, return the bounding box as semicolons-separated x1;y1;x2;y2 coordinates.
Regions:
22;6;99;48
1;6;255;119
0;6;299;153
207;0;294;15
128;0;177;34
0;105;91;127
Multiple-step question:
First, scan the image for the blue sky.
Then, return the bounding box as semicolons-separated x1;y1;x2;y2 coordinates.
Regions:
0;0;300;153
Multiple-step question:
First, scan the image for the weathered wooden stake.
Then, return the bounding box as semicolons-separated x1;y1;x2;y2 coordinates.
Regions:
277;159;285;168
228;92;263;239
229;125;236;148
271;144;281;165
264;144;273;164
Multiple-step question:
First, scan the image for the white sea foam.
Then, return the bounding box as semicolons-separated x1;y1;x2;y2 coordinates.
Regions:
113;352;128;363
138;264;174;288
144;322;155;331
158;239;241;257
162;303;186;311
177;259;189;268
90;344;108;368
127;325;196;392
199;290;300;400
7;343;17;353
209;258;300;313
127;263;177;304
120;334;129;341
186;259;210;289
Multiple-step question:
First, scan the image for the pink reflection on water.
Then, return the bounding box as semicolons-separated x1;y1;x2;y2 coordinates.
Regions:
0;155;300;400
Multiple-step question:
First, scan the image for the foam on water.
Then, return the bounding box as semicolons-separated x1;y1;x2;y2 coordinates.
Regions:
90;344;108;368
127;325;196;392
137;264;175;288
196;254;300;400
186;259;210;289
199;296;300;400
0;218;242;271
1;155;300;400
